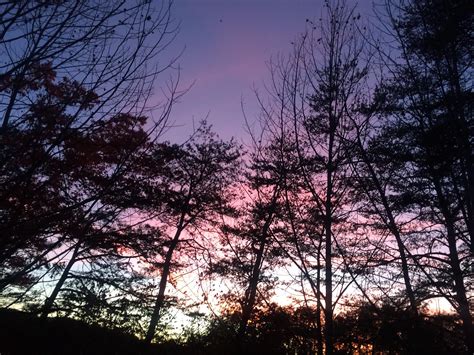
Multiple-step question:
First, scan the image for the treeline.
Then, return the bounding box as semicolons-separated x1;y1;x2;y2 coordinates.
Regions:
0;1;472;355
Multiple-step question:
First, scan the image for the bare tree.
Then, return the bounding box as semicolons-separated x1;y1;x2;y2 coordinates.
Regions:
0;0;182;313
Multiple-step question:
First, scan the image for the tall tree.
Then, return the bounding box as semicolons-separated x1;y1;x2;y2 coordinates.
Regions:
372;0;473;351
348;100;420;314
268;2;367;352
144;124;240;343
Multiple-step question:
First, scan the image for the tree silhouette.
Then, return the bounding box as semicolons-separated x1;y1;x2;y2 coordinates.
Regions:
253;1;368;352
0;1;472;354
0;0;181;321
144;124;240;343
370;0;474;351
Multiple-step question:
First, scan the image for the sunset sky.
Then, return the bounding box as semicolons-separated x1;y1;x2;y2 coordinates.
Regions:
164;0;339;141
1;0;470;353
161;0;454;317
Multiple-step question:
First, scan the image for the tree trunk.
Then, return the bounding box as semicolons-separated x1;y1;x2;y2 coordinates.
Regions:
433;178;474;354
238;237;266;339
445;219;473;354
324;129;334;355
316;239;324;355
40;242;81;319
145;219;185;344
238;187;280;341
357;140;418;313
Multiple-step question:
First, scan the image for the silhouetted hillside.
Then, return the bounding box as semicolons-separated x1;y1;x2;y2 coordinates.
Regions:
0;309;156;355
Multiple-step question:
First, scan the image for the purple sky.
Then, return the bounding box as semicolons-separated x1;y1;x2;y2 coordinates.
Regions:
162;0;370;142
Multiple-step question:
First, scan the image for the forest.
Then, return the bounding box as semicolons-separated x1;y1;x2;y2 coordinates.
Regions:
0;0;472;354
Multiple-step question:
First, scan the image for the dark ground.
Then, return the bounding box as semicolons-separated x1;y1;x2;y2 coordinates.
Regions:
0;309;160;355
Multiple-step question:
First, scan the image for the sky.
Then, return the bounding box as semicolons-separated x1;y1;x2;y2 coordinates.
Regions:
161;0;324;142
